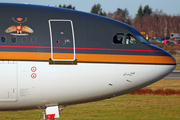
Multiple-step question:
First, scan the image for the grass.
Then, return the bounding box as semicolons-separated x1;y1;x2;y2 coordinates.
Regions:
60;95;180;120
129;79;180;95
145;79;180;90
0;110;41;120
0;79;180;120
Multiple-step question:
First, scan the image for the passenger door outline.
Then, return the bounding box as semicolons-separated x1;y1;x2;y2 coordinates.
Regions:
48;19;76;62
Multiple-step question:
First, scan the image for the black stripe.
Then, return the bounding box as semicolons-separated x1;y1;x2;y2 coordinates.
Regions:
78;61;177;65
0;59;175;65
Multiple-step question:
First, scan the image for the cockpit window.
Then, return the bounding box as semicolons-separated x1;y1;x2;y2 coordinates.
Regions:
113;33;125;44
135;34;150;44
126;34;137;44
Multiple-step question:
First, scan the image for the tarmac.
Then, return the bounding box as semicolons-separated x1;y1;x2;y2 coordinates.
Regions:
165;70;180;79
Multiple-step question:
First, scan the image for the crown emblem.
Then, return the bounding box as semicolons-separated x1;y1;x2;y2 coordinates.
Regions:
5;17;34;36
17;17;23;21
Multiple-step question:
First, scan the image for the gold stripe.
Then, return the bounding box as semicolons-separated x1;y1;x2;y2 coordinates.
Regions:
0;52;176;64
0;52;50;60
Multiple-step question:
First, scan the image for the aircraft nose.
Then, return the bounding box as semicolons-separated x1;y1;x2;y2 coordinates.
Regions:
155;50;176;80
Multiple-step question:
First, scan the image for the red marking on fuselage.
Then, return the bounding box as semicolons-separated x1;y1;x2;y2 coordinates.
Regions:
0;45;165;53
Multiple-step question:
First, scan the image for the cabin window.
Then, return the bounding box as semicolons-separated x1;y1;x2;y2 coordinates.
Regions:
21;36;27;44
1;36;6;43
113;33;125;44
56;40;60;43
11;36;17;43
126;34;137;44
31;36;37;44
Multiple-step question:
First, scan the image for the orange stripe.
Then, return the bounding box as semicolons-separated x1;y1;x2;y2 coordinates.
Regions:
155;56;176;64
0;52;51;60
77;54;155;63
0;52;176;64
77;54;175;64
53;53;74;60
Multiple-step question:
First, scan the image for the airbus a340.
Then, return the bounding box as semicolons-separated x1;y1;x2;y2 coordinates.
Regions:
0;3;176;119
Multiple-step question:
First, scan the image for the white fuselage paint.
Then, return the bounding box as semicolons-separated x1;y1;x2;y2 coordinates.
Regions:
0;61;176;110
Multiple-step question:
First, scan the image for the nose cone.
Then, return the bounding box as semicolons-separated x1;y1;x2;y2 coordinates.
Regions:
155;48;176;80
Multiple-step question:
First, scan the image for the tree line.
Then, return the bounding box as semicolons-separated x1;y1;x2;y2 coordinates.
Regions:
58;3;180;39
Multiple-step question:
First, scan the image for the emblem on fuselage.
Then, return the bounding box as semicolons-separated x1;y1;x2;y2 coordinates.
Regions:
5;17;34;36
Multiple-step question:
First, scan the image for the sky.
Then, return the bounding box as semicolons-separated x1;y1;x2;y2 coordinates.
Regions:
1;0;180;17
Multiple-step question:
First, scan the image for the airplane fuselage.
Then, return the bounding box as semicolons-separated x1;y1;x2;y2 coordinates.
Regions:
0;3;176;111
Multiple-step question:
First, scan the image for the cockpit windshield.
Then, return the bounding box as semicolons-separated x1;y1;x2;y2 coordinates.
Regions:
113;33;150;44
135;34;150;44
